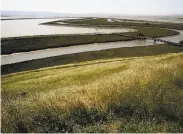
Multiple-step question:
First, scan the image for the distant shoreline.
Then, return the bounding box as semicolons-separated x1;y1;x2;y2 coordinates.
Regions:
1;17;79;21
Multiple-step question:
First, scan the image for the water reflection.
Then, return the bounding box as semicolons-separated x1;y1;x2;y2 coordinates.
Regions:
1;19;135;38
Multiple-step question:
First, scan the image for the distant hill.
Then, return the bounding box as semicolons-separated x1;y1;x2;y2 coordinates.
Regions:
1;10;183;20
1;10;78;18
0;10;146;18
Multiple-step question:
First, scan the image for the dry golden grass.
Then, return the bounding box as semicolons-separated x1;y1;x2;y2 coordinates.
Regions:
1;52;183;132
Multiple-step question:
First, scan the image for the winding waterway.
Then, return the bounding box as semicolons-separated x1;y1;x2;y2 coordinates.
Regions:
1;19;183;65
1;40;160;65
160;30;183;43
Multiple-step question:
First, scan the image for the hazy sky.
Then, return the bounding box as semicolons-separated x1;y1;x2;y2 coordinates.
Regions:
1;0;183;15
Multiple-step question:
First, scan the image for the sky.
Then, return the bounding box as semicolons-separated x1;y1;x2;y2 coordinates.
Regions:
1;0;183;15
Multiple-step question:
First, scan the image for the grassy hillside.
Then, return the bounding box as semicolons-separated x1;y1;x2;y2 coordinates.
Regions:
2;52;183;133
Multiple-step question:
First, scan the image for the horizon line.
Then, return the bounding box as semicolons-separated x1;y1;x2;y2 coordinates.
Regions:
1;10;183;16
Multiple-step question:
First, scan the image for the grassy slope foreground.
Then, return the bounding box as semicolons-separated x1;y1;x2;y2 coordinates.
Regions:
2;52;183;133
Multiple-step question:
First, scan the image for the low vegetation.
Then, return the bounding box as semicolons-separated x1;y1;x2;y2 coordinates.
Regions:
1;33;136;55
50;18;183;30
180;40;183;45
2;52;183;133
2;44;183;75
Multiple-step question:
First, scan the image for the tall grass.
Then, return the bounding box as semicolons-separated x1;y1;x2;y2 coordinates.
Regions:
1;52;183;132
